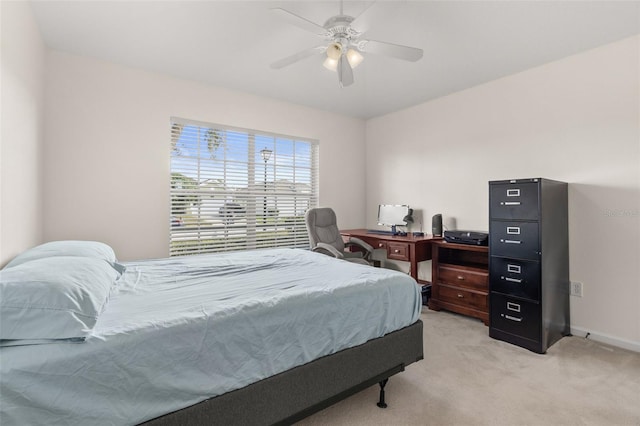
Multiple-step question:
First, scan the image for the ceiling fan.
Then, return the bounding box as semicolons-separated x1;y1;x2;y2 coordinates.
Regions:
270;1;423;88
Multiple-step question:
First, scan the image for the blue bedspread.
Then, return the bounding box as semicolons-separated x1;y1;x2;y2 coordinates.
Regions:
0;248;420;425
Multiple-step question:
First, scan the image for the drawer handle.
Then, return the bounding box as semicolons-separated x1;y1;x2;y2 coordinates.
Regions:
507;264;521;274
504;277;523;283
503;201;521;206
500;239;522;244
504;314;522;322
507;302;521;312
394;249;400;253
457;275;465;280
506;189;520;197
457;293;464;298
378;243;384;248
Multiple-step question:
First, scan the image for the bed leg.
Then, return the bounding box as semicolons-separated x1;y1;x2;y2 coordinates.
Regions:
377;378;389;408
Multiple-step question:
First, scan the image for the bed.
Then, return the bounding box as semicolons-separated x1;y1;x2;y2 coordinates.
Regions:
0;241;423;425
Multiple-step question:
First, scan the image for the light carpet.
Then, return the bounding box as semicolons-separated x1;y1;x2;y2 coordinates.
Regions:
298;307;640;425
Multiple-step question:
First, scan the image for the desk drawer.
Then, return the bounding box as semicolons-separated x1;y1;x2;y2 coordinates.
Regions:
439;284;488;311
438;265;488;291
387;242;410;261
374;241;388;251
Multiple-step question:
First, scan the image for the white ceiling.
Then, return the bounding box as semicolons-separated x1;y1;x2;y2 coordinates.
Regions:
31;1;640;119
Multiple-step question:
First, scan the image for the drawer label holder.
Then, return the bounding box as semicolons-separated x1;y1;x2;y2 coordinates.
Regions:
507;302;521;312
507;264;521;274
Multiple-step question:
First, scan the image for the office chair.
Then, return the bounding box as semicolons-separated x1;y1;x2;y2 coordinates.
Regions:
305;207;374;266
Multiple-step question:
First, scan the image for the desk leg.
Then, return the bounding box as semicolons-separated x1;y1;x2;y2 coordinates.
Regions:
413;241;432;285
409;244;418;282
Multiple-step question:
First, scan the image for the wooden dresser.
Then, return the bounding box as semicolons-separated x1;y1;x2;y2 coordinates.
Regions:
428;241;489;325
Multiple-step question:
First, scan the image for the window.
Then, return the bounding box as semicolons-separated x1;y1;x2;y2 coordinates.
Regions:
170;117;319;256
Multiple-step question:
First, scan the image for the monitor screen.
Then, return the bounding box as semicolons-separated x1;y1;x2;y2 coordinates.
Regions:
377;204;410;227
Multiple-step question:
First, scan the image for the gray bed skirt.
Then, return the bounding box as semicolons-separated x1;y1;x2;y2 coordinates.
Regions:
143;319;424;426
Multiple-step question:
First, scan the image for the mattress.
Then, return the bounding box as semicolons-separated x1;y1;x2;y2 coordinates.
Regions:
0;248;421;425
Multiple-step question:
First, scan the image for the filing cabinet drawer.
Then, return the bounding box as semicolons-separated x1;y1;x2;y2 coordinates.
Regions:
490;221;539;260
490;182;539;220
387;242;410;261
439;285;488;311
439;265;488;291
490;293;541;342
490;257;540;301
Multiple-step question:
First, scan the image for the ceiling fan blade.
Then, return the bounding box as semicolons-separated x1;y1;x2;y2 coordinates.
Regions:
271;8;326;36
360;39;423;62
270;45;325;70
337;55;354;88
350;0;404;35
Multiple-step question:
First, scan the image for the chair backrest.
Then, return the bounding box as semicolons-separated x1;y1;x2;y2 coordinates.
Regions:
305;207;346;252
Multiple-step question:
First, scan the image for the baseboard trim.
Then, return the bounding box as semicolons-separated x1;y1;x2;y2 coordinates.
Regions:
570;326;640;353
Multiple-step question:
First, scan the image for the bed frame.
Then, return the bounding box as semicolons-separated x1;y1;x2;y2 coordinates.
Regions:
144;319;423;425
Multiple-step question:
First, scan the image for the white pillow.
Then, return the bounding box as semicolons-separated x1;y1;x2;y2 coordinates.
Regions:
0;256;120;343
4;240;125;274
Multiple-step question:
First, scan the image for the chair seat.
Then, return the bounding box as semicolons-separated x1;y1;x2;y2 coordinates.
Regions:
343;251;365;260
345;258;371;266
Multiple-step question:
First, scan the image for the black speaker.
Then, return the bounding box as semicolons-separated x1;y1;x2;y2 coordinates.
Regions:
432;214;443;237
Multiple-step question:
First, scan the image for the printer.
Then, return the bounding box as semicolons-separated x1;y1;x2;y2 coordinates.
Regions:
443;230;489;246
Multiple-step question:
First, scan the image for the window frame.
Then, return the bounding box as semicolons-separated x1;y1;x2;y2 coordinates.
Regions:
169;117;319;256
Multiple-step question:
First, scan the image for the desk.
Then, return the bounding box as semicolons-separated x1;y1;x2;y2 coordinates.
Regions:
340;229;441;285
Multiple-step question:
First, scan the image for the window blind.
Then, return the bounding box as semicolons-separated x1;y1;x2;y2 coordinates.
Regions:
170;117;319;256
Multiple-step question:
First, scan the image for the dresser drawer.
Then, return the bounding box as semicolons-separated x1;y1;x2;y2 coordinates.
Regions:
439;284;488;311
490;257;540;301
387;242;410;261
490;182;539;220
438;265;488;291
490;221;539;260
490;293;541;342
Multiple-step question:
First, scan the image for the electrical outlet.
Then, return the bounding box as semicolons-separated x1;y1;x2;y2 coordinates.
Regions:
571;281;583;297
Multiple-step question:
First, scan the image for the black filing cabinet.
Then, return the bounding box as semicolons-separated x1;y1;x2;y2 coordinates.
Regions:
489;178;570;353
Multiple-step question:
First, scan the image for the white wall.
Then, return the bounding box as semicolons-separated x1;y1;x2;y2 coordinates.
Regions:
0;2;45;266
366;36;640;349
43;52;366;261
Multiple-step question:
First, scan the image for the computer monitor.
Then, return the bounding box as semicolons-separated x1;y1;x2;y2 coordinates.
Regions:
377;204;411;233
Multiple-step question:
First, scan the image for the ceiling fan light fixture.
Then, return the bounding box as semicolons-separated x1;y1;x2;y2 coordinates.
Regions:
271;3;423;87
323;57;339;71
326;42;343;60
346;48;363;69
